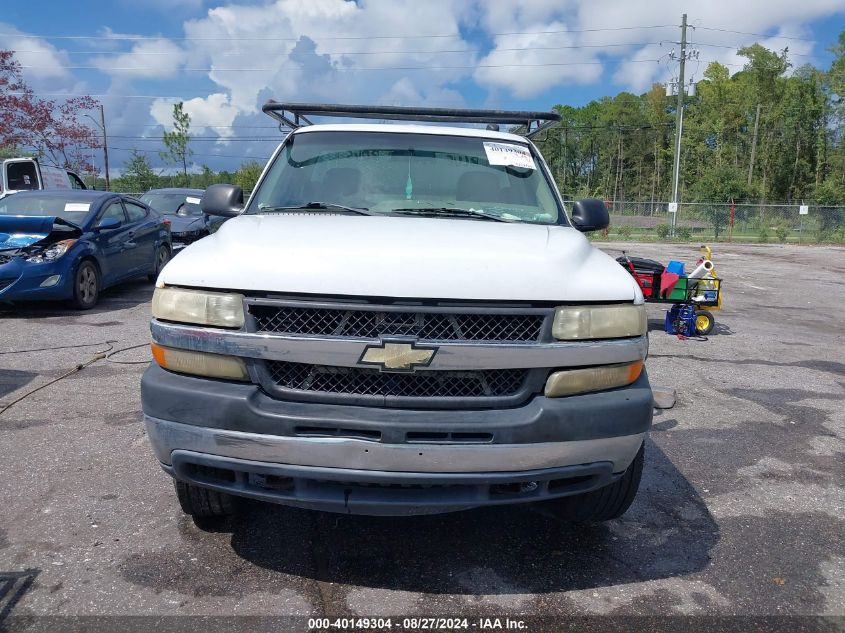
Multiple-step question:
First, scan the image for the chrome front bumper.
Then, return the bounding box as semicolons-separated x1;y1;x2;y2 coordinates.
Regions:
145;415;645;474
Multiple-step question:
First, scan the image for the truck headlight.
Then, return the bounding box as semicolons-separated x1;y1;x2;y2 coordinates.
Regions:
152;286;244;328
552;304;646;340
545;361;643;397
151;343;249;381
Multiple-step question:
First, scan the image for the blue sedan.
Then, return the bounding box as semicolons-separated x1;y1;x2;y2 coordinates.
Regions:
0;190;171;309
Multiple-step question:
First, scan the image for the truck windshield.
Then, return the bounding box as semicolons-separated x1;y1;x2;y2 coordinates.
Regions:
249;131;562;224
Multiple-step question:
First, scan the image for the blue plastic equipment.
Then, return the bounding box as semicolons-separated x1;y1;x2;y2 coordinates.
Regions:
664;304;697;337
665;260;686;276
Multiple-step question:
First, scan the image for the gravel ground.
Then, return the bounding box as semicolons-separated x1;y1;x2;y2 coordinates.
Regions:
0;242;843;630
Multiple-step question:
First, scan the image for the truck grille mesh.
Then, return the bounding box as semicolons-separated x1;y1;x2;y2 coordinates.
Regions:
250;305;544;342
266;361;528;398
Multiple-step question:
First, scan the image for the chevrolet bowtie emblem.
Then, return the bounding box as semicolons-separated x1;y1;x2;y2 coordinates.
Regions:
359;340;436;372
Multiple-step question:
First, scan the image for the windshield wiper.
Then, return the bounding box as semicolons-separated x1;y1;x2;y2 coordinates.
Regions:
258;201;370;215
391;207;509;223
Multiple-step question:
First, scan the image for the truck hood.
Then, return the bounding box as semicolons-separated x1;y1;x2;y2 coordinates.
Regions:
0;215;82;250
159;214;641;302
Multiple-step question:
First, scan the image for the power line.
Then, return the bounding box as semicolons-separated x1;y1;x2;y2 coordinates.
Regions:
690;41;816;58
19;59;662;72
9;42;664;57
31;144;273;159
107;124;680;142
1;24;676;42
107;146;272;159
11;92;468;106
142;124;278;129
696;26;815;42
108;135;281;141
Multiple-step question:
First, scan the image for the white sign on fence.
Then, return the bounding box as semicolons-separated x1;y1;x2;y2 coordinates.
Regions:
668;202;678;213
799;205;809;215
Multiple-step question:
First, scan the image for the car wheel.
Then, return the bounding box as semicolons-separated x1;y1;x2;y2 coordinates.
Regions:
148;245;171;282
174;480;237;527
540;443;644;522
72;260;100;310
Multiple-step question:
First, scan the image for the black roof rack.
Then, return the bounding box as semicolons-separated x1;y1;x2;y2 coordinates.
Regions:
261;101;561;138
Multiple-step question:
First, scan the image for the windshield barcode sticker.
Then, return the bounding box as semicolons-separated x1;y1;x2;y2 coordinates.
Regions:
186;197;201;204
64;203;90;211
483;142;536;170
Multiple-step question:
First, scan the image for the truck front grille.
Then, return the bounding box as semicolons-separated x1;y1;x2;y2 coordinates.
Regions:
250;305;544;343
266;361;528;399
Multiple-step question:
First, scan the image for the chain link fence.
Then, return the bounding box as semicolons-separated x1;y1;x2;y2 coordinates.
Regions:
124;189;844;244
575;200;845;244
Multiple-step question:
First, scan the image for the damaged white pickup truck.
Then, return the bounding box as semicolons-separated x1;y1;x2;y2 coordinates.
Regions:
141;103;651;522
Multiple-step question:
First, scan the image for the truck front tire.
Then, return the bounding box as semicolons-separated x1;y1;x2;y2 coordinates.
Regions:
542;442;644;522
174;480;236;521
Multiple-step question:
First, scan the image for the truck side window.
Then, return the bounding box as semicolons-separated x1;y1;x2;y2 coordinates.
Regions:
67;172;86;189
6;162;39;190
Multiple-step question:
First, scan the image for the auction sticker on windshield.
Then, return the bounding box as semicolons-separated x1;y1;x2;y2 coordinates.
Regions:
64;203;90;212
483;142;536;170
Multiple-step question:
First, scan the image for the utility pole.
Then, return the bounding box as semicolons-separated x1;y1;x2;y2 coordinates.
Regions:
669;13;688;237
747;102;761;186
99;104;110;191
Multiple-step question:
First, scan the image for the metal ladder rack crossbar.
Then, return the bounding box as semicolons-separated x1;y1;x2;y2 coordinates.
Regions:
261;101;561;138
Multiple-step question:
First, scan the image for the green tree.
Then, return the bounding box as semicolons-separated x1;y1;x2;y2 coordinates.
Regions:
813;179;845;232
688;165;752;239
161;102;193;185
120;151;157;193
234;161;264;194
191;165;216;189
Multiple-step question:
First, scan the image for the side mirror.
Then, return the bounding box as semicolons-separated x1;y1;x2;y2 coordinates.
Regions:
570;198;609;232
201;184;244;218
95;217;122;231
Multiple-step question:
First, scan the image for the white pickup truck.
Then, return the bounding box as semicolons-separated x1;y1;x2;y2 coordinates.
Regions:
141;103;651;522
0;157;87;198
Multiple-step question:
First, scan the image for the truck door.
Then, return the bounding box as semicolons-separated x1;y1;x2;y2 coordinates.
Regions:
39;165;72;190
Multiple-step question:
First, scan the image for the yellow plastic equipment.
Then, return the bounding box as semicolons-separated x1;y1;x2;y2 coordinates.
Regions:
698;244;722;311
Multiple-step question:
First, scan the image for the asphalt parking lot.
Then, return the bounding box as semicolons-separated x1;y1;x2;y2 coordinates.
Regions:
1;242;843;627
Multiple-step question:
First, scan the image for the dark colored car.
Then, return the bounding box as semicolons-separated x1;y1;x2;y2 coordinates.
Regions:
140;188;226;251
0;190;171;309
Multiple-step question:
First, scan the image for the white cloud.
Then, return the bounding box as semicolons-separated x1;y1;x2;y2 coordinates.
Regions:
90;38;186;79
612;43;668;94
0;22;71;79
6;0;843;172
160;0;476;139
150;93;239;139
475;24;603;98
473;0;841;96
575;0;840;91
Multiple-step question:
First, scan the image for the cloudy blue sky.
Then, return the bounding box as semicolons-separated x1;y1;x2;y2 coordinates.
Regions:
3;0;845;175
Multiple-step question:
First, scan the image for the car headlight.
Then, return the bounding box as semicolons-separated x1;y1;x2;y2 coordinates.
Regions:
151;343;249;381
552;304;646;340
545;361;643;397
25;239;77;263
152;286;245;328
